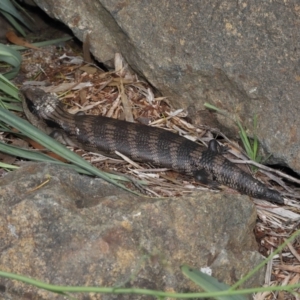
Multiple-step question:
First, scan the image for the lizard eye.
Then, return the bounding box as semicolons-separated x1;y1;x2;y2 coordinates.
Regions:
24;97;38;115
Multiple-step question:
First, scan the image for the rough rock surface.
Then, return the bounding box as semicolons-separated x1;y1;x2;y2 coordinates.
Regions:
0;163;263;299
32;0;300;173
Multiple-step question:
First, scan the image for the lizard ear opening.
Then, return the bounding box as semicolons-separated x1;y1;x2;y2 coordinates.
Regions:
44;118;62;129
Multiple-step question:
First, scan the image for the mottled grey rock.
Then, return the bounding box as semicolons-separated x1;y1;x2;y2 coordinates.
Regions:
0;163;263;299
32;0;300;173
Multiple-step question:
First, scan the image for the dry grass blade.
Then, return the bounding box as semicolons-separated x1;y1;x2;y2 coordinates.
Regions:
285;239;300;262
115;151;141;168
119;79;134;122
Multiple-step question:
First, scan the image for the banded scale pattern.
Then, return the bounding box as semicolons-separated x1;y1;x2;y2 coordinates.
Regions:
20;87;284;204
199;143;283;203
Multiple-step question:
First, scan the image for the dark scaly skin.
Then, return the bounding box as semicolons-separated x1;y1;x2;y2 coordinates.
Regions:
199;141;283;203
20;87;284;204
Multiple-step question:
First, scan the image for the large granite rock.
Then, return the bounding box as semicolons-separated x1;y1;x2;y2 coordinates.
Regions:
0;163;263;299
31;0;300;173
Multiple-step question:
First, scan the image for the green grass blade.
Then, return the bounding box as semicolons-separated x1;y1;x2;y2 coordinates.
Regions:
0;10;26;36
0;102;22;111
0;43;22;66
229;228;300;291
0;74;20;99
0;161;18;169
0;108;141;195
181;265;247;300
1;266;300;298
0;141;146;182
0;43;22;79
10;36;73;51
0;140;60;163
0;74;21;110
252;115;259;159
253;136;258;159
0;141;96;175
204;102;227;115
237;121;251;153
204;102;263;163
0;0;33;32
